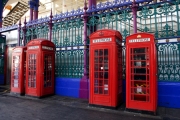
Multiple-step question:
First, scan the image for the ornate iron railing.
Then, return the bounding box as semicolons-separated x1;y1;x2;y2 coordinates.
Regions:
1;0;180;81
157;42;180;82
52;18;85;78
137;1;180;38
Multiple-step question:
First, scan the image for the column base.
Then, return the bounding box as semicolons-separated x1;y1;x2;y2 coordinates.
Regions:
79;75;89;99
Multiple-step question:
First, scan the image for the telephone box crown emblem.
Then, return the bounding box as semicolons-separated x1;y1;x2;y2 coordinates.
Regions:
99;31;104;36
137;35;141;38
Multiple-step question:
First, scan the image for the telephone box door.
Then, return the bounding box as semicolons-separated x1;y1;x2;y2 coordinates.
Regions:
26;52;38;96
90;46;111;106
42;52;55;96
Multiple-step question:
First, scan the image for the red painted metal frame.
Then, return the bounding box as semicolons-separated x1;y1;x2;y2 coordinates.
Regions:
26;39;55;97
126;33;157;112
11;47;26;94
89;29;123;107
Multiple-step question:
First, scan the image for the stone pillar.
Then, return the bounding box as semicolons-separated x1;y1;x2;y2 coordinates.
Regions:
23;17;27;46
18;20;21;46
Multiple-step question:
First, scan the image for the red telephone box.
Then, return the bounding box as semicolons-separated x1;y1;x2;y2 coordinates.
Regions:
11;47;26;95
126;33;157;113
89;29;123;107
26;39;55;97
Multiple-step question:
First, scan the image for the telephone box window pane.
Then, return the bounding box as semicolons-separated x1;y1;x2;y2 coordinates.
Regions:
94;64;98;71
99;87;103;94
95;50;98;56
104;64;108;71
104;49;108;56
104;72;108;79
94;87;98;93
95;72;98;78
94;79;98;86
99;80;103;86
99;57;103;63
94;58;98;63
99;49;103;56
28;54;36;88
104;57;108;63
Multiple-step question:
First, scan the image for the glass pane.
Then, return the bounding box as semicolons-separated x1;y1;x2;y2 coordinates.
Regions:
94;64;98;71
104;49;108;56
94;58;98;63
95;50;98;56
99;49;103;56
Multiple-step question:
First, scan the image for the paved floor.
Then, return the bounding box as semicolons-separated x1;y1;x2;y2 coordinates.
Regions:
0;86;179;120
0;94;161;120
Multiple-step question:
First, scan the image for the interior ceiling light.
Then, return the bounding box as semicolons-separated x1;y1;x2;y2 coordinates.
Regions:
4;5;12;10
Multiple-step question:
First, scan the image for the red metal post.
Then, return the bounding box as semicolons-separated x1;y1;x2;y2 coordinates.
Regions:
132;0;138;33
79;0;89;99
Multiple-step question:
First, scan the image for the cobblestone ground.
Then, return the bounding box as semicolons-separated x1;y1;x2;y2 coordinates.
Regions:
0;94;162;120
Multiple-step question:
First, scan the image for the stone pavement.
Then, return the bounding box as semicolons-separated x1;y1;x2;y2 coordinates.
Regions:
0;86;179;120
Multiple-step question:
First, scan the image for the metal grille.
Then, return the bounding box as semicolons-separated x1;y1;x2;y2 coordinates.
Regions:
53;18;85;78
137;1;180;38
55;50;84;78
157;42;180;82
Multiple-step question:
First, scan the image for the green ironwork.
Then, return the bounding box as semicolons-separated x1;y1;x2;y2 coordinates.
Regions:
137;1;180;38
24;24;49;45
19;28;24;46
87;9;133;40
55;50;84;78
157;42;180;82
52;18;84;78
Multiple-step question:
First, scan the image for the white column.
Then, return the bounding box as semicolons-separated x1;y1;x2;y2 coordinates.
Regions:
51;1;56;15
62;0;65;13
